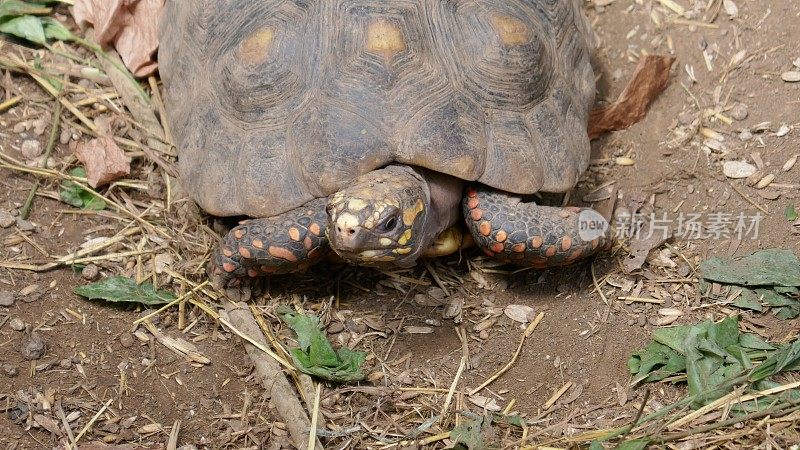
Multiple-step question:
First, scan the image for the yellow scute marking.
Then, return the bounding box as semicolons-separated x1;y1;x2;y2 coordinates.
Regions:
347;198;367;212
489;14;530;46
398;229;412;246
394;247;412;255
336;213;359;230
366;19;406;56
379;238;393;247
239;28;275;63
403;199;425;226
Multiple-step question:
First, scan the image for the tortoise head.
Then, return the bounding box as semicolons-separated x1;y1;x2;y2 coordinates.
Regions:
326;166;431;267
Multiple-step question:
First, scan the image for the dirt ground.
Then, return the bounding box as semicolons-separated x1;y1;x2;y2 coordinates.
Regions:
1;0;799;449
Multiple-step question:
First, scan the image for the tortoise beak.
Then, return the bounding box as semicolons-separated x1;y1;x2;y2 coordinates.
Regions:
330;223;368;252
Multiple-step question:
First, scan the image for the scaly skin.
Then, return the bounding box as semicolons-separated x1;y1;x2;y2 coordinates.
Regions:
210;198;330;288
463;186;612;268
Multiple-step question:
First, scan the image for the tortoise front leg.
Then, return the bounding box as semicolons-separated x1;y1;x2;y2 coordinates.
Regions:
210;198;330;288
462;186;613;268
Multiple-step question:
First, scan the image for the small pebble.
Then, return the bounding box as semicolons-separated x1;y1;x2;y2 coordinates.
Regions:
738;129;753;141
729;103;748;121
16;218;36;232
21;332;46;360
9;317;25;331
119;333;135;348
0;290;15;307
723;161;757;179
637;315;647;327
782;71;800;82
776;124;791;137
20;139;42;159
12;121;28;134
32;118;47;136
59;358;72;369
81;264;100;281
59;127;71;145
0;209;14;228
2;364;19;378
326;322;344;334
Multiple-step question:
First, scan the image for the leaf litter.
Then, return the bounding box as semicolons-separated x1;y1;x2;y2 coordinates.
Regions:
700;249;800;319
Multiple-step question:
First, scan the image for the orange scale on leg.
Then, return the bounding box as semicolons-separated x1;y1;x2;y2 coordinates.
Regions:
545;246;557;258
530;236;543;249
222;262;237;273
222;247;234;257
467;197;480;209
490;242;504;253
561;236;572;252
239;246;252;259
479;221;492;236
234;229;245;239
470;209;483;221
247;269;259;277
512;243;526;253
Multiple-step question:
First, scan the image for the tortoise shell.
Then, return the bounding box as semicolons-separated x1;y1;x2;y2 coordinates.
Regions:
159;0;596;218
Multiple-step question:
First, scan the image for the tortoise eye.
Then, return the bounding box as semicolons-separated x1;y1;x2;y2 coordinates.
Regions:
380;216;398;232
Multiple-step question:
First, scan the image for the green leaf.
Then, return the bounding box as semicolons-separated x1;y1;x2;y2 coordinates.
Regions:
278;306;366;382
709;316;739;349
775;286;799;295
775;306;800;320
59;167;106;210
0;14;45;44
759;289;798;307
653;323;696;354
450;416;490;450
41;16;74;41
589;441;606;450
628;341;686;383
616;439;651;450
732;290;764;312
74;276;175;306
700;249;800;287
787;205;799;222
739;333;775;351
749;339;800;381
491;413;524;428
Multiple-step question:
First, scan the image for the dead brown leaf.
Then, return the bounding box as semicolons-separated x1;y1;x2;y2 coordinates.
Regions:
74;135;131;188
623;231;670;274
589;54;676;138
73;0;163;77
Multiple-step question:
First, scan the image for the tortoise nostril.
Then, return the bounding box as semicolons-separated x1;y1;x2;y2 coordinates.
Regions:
348;228;355;235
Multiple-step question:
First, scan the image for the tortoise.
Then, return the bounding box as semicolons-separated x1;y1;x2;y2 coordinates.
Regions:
159;0;613;288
